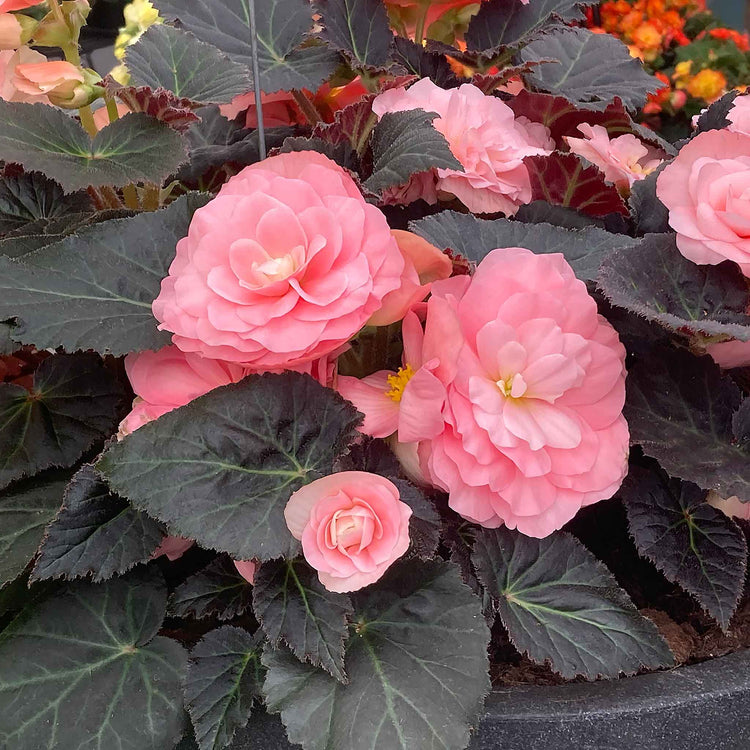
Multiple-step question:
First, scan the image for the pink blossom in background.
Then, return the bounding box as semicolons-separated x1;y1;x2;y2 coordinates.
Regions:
0;0;43;9
0;13;23;50
706;491;750;520
371;78;554;214
338;310;447;441
153;151;404;369
705;339;750;369
565;124;664;189
151;536;194;561
284;472;412;592
92;101;129;131
0;46;46;102
727;94;750;136
368;230;452;326
220;90;301;128
380;170;439;207
117;345;249;437
409;247;629;537
656;130;750;276
233;559;257;584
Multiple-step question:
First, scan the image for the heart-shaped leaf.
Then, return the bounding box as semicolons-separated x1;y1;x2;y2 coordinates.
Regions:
0;103;187;191
0;172;91;236
599;233;750;341
0;471;68;586
626;344;750;500
98;372;362;561
186;626;265;750
466;0;587;53
125;24;253;105
0;193;208;356
365;109;462;194
519;27;659;110
0;354;123;491
0;569;187;749
170;556;255;621
620;463;747;630
525;151;629;217
263;560;490;750
154;0;341;93
472;527;674;679
253;558;352;682
31;465;164;583
410;210;637;281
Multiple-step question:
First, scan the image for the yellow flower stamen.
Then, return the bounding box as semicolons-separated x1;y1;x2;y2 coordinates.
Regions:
386;364;415;403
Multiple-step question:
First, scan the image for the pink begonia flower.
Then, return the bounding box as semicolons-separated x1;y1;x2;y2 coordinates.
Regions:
412;247;630;537
0;0;43;10
234;559;257;584
706;491;750;520
727;94;750;136
705;339;750;369
0;13;23;50
565;124;664;189
656;130;750;276
151;536;194;561
221;90;300;128
0;46;46;102
92;101;129;131
13;60;84;100
153;151;405;369
369;230;452;326
381;170;439;207
284;472;412;592
338;310;447;442
371;78;554;215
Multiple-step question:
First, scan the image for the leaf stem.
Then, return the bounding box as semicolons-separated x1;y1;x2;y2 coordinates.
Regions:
105;97;121;124
291;89;323;126
78;105;98;138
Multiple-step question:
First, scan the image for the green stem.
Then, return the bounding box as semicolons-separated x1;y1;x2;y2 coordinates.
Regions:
105;96;121;123
291;89;323;126
78;105;97;137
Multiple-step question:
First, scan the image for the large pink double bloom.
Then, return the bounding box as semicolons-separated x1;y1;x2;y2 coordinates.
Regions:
416;248;628;537
153;152;405;369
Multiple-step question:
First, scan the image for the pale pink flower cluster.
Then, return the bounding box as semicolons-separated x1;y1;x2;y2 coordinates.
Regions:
372;79;554;215
565;124;665;190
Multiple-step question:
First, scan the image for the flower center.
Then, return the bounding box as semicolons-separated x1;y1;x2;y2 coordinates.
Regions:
251;252;299;283
496;373;527;399
386;365;415;403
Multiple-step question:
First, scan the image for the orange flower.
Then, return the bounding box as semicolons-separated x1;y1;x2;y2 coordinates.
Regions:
686;68;727;102
13;60;99;108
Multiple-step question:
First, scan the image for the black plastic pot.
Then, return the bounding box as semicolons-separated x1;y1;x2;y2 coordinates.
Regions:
85;0;127;34
186;649;750;750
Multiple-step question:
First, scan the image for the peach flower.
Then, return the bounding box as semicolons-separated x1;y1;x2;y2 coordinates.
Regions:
0;13;23;49
656;130;750;276
0;45;46;102
0;0;43;9
727;94;750;136
371;78;553;215
233;559;257;584
284;472;412;592
153;151;405;369
706;491;750;520
13;60;85;106
92;101;129;131
564;124;664;189
369;230;452;326
414;247;629;537
705;339;750;369
152;536;194;561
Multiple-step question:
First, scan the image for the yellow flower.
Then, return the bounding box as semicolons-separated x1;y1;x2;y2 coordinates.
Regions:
114;0;162;60
686;68;727;102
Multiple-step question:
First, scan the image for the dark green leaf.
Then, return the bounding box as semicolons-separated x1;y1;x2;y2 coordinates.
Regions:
155;0;341;93
629;166;670;235
0;569;187;749
472;527;673;679
317;0;393;68
466;0;587;53
410;210;638;281
365;109;462;194
0;354;123;490
253;558;352;682
186;626;264;750
626;345;750;499
98;372;362;561
31;465;164;583
0;172;91;236
0;193;208;355
0;322;13;355
0;471;68;586
621;464;747;630
598;233;750;341
391;37;458;87
0;103;187;191
263;560;490;750
126;24;253;104
170;556;255;621
519;28;659;110
695;91;738;134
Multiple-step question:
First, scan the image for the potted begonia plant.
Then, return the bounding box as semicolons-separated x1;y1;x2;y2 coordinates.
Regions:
0;1;749;749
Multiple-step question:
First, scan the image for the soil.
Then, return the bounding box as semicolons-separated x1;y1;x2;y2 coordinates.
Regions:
489;497;750;687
